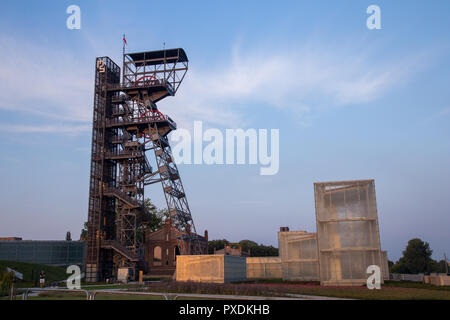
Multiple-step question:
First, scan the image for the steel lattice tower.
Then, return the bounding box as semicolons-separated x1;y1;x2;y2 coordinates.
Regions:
86;48;203;282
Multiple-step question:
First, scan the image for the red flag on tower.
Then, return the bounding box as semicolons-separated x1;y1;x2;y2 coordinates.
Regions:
123;34;127;46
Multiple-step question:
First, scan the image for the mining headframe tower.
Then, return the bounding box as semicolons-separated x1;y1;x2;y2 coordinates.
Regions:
86;47;202;282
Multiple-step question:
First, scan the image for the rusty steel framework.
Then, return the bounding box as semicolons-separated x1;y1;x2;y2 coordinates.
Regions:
86;48;203;282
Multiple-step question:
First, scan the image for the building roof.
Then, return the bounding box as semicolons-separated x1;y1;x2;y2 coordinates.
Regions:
126;48;188;67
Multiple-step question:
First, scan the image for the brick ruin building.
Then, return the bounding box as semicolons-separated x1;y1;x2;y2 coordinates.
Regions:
145;219;208;275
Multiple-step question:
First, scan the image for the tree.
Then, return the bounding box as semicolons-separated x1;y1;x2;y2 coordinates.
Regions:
250;244;278;257
0;270;14;297
388;260;394;273
79;198;169;242
239;240;278;257
431;260;448;274
239;240;258;253
79;222;88;240
391;257;408;274
391;238;435;274
140;198;169;232
136;198;169;244
229;242;241;249
206;239;280;256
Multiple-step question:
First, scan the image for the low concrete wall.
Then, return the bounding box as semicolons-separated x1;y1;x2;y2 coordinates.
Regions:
247;257;282;279
390;274;424;282
176;255;246;283
424;275;450;286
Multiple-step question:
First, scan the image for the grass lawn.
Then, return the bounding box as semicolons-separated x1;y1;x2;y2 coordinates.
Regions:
0;260;67;287
383;281;450;291
136;279;450;300
80;284;128;290
284;284;450;300
1;295;217;300
239;280;450;300
3;273;449;300
25;292;165;300
4;284;449;300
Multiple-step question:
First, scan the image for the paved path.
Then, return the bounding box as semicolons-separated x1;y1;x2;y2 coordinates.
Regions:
21;287;349;300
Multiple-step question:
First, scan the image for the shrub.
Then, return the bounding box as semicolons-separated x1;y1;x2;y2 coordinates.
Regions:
0;270;14;297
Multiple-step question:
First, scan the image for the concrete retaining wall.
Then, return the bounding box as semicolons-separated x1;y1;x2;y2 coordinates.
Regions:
246;257;282;279
424;275;450;286
390;273;424;282
176;255;246;283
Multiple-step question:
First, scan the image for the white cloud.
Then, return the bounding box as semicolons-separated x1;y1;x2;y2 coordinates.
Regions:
161;42;425;129
437;107;450;116
0;124;90;135
0;35;426;134
0;35;93;126
425;106;450;123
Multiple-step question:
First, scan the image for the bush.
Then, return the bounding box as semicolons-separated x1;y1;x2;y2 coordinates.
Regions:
137;279;286;297
0;270;14;297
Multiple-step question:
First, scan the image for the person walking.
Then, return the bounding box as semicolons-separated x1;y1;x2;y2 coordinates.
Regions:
39;270;46;288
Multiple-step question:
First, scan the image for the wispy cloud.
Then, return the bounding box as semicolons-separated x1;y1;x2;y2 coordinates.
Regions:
0;124;90;135
425;106;450;123
0;35;93;128
436;107;450;117
164;41;427;129
0;35;427;134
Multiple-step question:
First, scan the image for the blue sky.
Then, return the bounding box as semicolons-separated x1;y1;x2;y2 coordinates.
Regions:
0;0;449;262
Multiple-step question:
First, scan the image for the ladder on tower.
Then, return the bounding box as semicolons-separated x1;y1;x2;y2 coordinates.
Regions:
147;122;203;255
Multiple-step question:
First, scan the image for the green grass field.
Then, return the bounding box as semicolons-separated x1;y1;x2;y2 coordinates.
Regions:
136;279;450;300
243;280;450;300
3;282;449;300
2;263;449;300
282;283;450;300
0;260;67;286
27;292;165;300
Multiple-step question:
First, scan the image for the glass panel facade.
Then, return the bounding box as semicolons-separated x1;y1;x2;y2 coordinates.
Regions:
0;241;85;266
